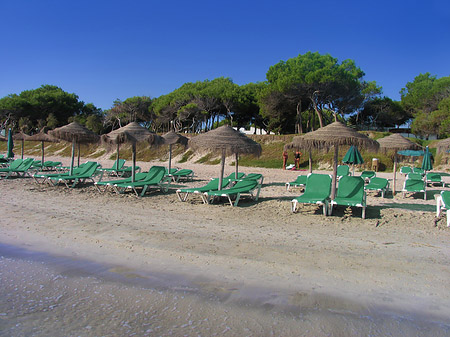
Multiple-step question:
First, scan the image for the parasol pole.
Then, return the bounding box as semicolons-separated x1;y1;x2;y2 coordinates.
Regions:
116;143;120;170
309;149;312;173
21;139;24;159
77;143;81;166
331;145;339;200
41;141;45;165
132;143;137;183
235;152;239;180
70;139;76;175
168;144;172;173
393;153;398;195
219;148;226;191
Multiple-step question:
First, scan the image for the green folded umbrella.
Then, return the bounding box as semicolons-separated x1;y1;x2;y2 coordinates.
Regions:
7;128;14;159
421;146;433;172
343;145;364;165
343;145;364;175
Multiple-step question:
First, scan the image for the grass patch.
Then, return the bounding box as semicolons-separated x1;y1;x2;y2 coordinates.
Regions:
178;149;194;163
196;153;214;164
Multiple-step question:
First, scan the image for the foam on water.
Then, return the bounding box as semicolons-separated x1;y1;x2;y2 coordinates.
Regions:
0;243;448;337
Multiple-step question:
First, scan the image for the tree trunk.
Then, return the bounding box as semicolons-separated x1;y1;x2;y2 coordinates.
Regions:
310;95;324;128
296;101;303;134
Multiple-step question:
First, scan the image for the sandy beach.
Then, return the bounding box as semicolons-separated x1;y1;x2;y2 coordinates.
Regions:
1;154;450;336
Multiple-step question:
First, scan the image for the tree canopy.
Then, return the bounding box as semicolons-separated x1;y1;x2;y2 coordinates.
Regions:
401;73;450;138
350;97;411;129
152;77;263;133
0;85;102;133
259;52;381;134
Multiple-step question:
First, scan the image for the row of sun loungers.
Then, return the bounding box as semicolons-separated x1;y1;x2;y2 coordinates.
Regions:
175;173;263;206
2;156;450;222
290;174;369;218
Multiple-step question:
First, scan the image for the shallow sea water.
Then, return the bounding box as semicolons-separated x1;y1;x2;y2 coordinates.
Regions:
0;244;449;337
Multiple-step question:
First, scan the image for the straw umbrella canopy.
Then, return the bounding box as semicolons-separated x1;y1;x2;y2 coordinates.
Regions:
290;122;379;199
101;122;164;182
27;130;60;166
377;133;422;194
49;122;100;175
162;131;188;173
188;125;262;190
436;138;450;154
13;131;29;159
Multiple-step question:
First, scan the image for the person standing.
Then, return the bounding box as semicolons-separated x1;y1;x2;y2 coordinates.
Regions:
294;150;302;170
282;150;288;170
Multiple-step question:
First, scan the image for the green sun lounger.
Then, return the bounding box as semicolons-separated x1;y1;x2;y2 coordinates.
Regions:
291;173;332;215
176;178;231;202
32;160;62;171
364;177;389;197
0;158;34;179
426;172;445;187
330;176;367;218
48;161;102;188
94;171;148;192
224;172;246;180
166;168;178;175
412;167;425;175
402;175;426;200
228;173;263;184
241;173;264;184
0;158;23;173
400;166;412;175
203;179;261;207
171;169;194;182
436;191;450;227
337;165;350;179
98;159;126;176
114;165;141;177
286;175;307;191
113;166;170;197
42;161;62;170
360;170;376;183
33;163;90;184
407;172;423;181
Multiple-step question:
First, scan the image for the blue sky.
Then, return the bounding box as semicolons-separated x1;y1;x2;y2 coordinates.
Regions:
1;0;449;110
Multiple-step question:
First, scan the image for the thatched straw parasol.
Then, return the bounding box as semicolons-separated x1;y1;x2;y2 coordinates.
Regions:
436;137;450;155
188;125;262;190
49;122;100;175
290;122;379;199
162;131;188;173
377;134;422;194
101;122;164;182
13;132;29;159
27;130;60;166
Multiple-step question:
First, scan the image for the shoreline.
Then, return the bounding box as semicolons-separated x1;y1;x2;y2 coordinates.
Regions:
1;155;450;332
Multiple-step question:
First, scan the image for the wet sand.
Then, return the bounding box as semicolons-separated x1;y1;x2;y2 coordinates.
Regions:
1;244;449;337
0;155;450;336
